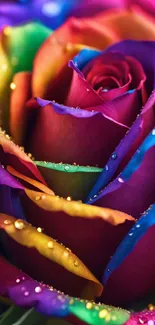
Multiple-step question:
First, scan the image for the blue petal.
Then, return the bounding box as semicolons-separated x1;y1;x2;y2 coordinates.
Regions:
103;203;155;283
73;48;100;70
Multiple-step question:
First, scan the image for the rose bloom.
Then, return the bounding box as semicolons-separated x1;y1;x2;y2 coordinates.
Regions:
0;6;155;325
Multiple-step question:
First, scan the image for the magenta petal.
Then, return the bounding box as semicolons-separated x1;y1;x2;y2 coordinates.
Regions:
87;90;141;127
125;310;155;325
25;98;128;167
65;61;103;108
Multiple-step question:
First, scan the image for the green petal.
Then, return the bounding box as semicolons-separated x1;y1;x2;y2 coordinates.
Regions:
69;299;130;325
35;161;102;201
0;23;51;130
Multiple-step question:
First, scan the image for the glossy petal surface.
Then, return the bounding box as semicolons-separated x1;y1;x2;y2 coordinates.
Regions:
0;213;102;299
25;98;128;167
23;188;134;281
102;204;155;305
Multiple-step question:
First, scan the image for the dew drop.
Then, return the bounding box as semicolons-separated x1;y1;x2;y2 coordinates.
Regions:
74;260;79;267
105;165;109;171
101;88;109;92
64;165;70;171
129;232;133;236
136;224;140;228
118;177;124;183
48;241;54;249
16;278;20;283
10;82;16;90
35;195;41;201
35;286;42;293
86;88;90;92
37;227;42;233
111;152;117;160
66;196;72;201
86;302;93;309
99;309;108;318
14;219;25;230
152;128;155;135
24;291;29;296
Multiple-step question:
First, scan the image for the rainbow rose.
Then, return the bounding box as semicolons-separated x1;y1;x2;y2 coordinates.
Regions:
0;3;155;325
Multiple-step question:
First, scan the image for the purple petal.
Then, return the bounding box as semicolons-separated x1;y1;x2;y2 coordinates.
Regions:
87;91;155;201
89;127;155;217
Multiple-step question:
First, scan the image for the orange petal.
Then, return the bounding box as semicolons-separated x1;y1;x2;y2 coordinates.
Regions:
7;165;54;195
25;189;134;225
0;213;102;299
32;17;117;97
10;72;32;145
0;129;46;183
95;9;155;41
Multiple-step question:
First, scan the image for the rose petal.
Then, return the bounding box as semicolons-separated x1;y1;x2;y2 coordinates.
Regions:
0;255;130;323
0;129;46;183
65;60;103;108
86;90;140;127
7;166;54;195
24;98;128;167
34;161;102;201
0;213;102;299
90;128;155;218
23;188;134;281
0;22;51;130
104;40;155;93
102;204;155;305
95;9;155;41
10;72;32;145
87;91;155;200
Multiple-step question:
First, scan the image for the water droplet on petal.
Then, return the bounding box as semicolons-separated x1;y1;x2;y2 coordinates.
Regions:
105;165;109;171
64;165;70;171
129;232;133;236
136;224;140;228
48;241;54;249
35;195;41;201
99;309;109;318
14;219;25;230
86;302;93;309
74;260;79;267
66;196;72;201
37;227;42;233
118;177;124;183
101;88;109;92
86;88;90;92
111;152;117;160
10;82;16;90
35;286;42;293
152;128;155;135
24;291;29;296
16;278;20;283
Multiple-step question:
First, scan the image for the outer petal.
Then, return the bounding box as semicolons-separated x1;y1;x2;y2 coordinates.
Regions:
102;204;155;305
87;90;155;200
0;128;46;183
0;213;103;299
95;9;155;41
0;22;51;129
10;71;32;145
24;98;128;167
90;128;155;217
0;257;130;324
32;16;118;97
23;188;134;281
